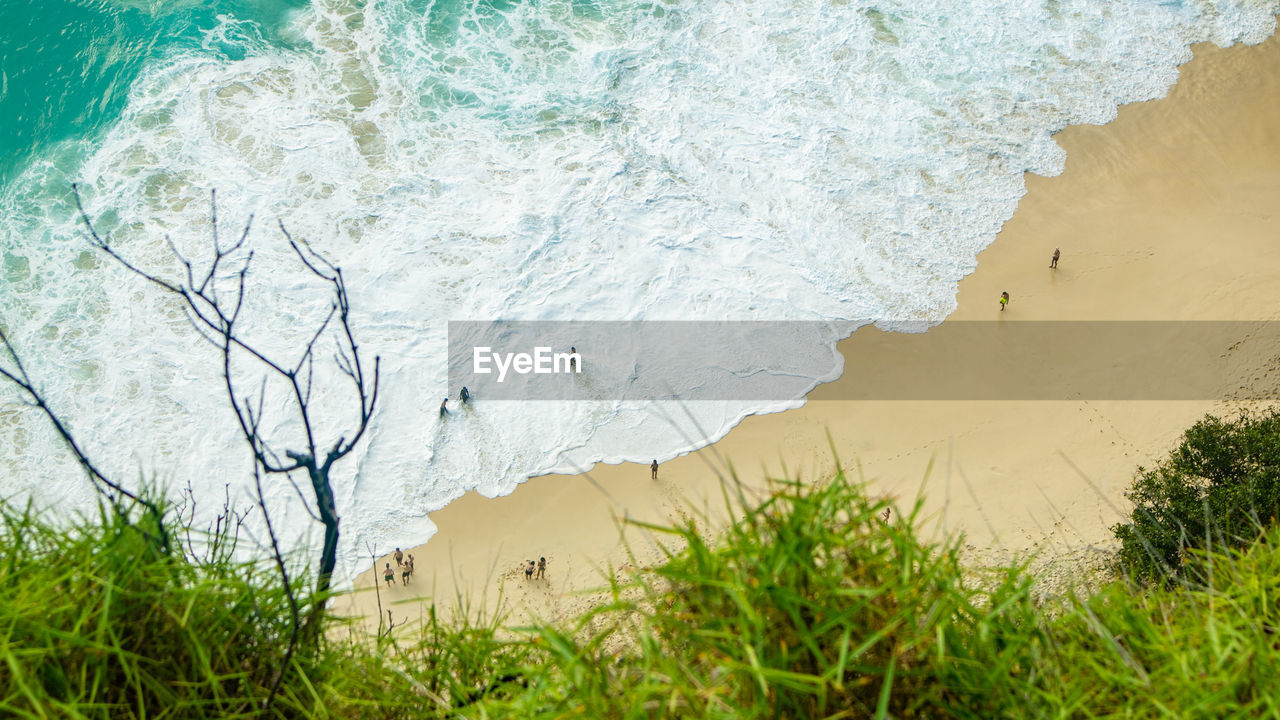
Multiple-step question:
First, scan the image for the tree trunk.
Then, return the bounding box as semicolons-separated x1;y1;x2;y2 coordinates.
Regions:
308;464;340;634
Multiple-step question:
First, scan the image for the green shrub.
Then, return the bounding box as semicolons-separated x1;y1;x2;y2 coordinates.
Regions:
1113;409;1280;583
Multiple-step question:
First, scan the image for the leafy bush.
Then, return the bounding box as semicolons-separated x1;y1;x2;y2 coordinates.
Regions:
1113;409;1280;583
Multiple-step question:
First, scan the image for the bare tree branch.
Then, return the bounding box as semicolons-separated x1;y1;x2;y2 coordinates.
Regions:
0;326;168;550
71;183;381;634
246;403;299;713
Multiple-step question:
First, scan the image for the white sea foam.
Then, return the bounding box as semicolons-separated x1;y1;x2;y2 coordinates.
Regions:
0;0;1275;583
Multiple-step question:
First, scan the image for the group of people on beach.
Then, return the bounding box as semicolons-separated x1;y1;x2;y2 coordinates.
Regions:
524;557;547;581
1000;247;1060;311
383;547;415;587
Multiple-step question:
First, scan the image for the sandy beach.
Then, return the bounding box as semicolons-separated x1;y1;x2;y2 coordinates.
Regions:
338;31;1280;632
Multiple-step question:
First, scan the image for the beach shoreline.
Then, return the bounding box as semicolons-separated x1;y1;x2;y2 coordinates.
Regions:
337;31;1280;631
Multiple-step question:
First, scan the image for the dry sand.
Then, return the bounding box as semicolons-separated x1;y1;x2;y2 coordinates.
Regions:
337;32;1280;632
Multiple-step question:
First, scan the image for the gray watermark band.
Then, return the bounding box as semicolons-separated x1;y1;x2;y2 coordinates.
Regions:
446;321;1280;401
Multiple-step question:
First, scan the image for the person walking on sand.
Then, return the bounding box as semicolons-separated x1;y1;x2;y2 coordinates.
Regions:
407;554;415;579
536;557;546;580
651;459;659;480
383;562;395;588
1000;291;1010;311
401;561;410;586
1050;247;1060;269
525;560;535;580
394;547;403;567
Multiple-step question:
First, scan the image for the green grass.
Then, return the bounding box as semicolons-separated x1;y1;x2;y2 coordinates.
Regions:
0;500;299;718
4;467;1280;718
502;475;1048;718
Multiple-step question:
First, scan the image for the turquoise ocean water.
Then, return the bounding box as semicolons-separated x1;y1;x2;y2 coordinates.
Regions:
0;0;1276;581
0;0;308;183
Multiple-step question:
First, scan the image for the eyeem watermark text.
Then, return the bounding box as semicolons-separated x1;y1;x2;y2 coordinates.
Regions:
473;346;581;383
451;321;1280;401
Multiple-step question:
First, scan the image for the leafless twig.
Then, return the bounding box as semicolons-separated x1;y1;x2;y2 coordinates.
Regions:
72;184;380;635
0;326;169;550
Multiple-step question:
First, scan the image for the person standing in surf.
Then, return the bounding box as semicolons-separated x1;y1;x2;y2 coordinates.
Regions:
460;386;470;404
440;398;449;416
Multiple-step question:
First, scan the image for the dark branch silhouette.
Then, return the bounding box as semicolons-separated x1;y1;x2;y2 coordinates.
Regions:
0;326;169;550
71;184;381;631
249;454;300;710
